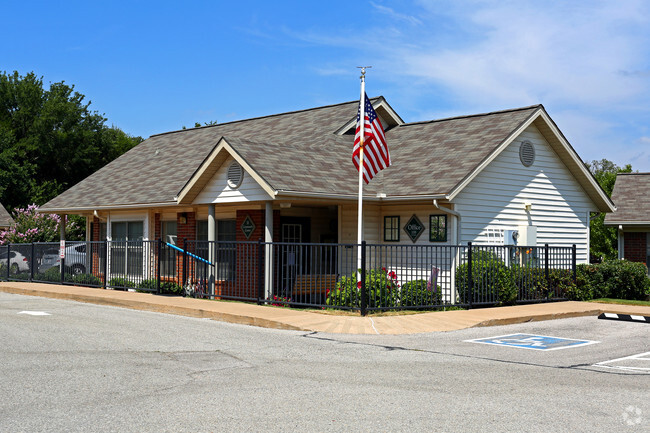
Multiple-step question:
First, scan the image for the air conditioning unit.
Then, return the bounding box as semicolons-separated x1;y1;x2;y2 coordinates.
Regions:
517;226;537;246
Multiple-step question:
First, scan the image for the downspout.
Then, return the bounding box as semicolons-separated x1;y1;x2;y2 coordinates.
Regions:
433;200;461;245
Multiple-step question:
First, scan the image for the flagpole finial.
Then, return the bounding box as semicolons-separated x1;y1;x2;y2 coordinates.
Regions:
357;66;372;80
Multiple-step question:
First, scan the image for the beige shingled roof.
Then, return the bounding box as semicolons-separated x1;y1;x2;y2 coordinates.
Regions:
40;99;610;213
0;203;13;227
605;173;650;225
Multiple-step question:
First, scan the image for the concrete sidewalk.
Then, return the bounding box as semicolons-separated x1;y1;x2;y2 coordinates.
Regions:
1;281;649;334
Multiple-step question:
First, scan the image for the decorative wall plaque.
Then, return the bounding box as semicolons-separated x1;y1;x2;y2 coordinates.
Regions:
240;215;256;239
404;214;424;243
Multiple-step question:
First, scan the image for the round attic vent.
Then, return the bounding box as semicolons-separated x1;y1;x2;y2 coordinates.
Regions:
227;162;244;189
519;141;535;167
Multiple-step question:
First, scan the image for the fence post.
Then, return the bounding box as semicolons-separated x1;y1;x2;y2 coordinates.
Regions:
257;238;264;305
6;244;10;280
156;239;162;295
182;238;188;290
30;243;35;282
60;246;65;285
572;244;577;283
545;243;549;291
360;240;367;317
467;242;473;308
103;240;108;289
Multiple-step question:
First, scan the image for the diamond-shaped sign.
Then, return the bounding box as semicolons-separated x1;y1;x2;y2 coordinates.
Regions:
240;215;256;239
404;214;424;243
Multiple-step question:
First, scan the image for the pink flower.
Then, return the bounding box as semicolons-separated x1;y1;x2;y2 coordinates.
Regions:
388;271;397;279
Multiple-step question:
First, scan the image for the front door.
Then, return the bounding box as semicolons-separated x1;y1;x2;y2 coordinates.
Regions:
281;223;302;292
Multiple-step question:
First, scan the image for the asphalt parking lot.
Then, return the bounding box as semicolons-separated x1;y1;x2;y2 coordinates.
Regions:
0;292;647;432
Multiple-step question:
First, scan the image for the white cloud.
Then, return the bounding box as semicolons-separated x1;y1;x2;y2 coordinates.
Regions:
370;2;423;26
398;0;650;108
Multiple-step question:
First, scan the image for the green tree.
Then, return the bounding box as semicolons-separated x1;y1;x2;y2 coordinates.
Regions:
585;159;633;262
0;71;143;210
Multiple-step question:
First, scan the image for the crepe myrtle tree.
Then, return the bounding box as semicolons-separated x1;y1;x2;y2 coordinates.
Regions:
0;204;83;245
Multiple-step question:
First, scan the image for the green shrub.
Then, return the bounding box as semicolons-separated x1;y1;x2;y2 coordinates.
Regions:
326;268;400;308
108;277;136;290
572;261;650;301
326;275;360;308
72;273;102;286
511;265;547;300
597;260;649;300
399;279;442;307
137;278;183;295
34;266;73;283
12;272;30;281
456;253;517;305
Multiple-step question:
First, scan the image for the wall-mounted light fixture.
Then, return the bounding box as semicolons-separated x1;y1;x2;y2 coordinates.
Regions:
179;212;187;224
524;203;532;212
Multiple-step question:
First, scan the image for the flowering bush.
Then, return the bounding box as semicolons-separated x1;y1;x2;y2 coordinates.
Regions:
271;295;291;306
326;268;400;308
0;204;83;245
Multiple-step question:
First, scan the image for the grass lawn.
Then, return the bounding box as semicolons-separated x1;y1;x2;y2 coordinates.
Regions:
589;298;650;307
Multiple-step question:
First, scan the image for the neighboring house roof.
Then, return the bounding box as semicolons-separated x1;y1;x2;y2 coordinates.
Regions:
604;173;650;226
0;203;13;228
40;98;614;213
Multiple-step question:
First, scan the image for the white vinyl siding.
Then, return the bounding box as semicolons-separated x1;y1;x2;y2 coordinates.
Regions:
193;156;272;204
455;124;595;263
339;203;381;244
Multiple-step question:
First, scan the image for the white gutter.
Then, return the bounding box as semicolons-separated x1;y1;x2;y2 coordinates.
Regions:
433;199;462;245
276;190;448;202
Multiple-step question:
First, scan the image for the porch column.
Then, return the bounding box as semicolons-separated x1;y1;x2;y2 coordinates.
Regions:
264;201;273;299
208;204;216;299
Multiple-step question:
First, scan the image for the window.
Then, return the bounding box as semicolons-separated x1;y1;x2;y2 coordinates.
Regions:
162;221;177;245
429;215;447;242
160;221;177;277
217;220;236;281
110;221;144;276
384;216;400;242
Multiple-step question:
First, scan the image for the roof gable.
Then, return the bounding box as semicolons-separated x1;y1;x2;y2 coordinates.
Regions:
334;96;404;136
177;137;275;204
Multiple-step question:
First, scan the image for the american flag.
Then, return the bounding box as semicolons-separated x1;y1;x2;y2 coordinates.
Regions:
353;92;390;183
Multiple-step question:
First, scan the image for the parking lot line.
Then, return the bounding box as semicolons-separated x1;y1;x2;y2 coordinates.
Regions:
593;351;650;372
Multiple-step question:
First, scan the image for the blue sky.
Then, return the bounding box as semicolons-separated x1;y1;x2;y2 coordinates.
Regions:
4;0;650;171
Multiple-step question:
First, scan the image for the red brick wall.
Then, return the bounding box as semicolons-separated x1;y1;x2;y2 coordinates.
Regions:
154;213;161;241
176;212;196;282
624;232;647;264
91;216;102;277
92;216;101;242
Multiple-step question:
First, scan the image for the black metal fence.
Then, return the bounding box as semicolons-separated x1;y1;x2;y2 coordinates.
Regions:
0;240;576;314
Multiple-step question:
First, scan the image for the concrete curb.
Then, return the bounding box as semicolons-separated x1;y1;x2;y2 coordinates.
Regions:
2;282;650;334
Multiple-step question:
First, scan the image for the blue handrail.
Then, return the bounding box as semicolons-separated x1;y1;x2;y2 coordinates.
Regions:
165;242;213;266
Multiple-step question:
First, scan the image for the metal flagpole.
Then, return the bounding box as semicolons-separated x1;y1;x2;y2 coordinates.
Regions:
356;67;369;275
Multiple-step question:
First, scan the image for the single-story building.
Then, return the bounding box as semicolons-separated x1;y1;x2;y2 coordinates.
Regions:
0;203;13;231
39;97;614;299
604;172;650;267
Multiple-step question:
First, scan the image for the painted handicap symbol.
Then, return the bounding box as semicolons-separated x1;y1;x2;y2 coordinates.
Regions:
493;336;548;347
466;333;599;351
